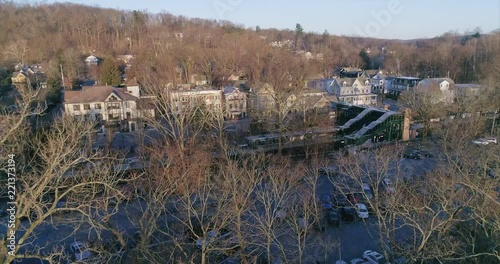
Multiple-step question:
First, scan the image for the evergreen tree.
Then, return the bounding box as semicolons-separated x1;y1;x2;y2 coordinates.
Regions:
359;49;372;70
100;58;121;86
295;23;304;50
46;76;62;105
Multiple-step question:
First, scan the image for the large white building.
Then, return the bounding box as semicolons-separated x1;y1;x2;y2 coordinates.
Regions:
64;84;155;133
325;77;377;106
166;88;223;116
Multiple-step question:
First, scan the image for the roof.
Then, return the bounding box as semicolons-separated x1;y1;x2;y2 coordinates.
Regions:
125;78;139;87
223;86;244;94
417;78;455;91
364;70;381;78
395;76;421;80
64;86;139;104
455;84;482;89
334;77;371;87
303;87;327;95
136;97;156;110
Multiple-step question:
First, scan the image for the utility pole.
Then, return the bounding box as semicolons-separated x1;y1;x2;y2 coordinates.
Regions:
60;64;66;90
492;110;498;136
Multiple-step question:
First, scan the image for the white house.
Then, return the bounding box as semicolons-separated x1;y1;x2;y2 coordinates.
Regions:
64;85;155;134
325;77;377;106
223;86;247;119
370;72;395;94
166;88;223;116
415;78;456;104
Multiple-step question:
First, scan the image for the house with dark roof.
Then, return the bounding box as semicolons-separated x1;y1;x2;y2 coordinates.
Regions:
388;77;422;98
63;84;155;134
248;83;337;118
11;64;47;88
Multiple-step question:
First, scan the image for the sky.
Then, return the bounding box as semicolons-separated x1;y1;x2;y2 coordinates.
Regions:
24;0;500;40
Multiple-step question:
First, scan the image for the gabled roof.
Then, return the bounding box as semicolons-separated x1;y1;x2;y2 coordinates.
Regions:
64;86;138;104
125;78;139;87
333;77;370;87
224;86;245;95
12;71;27;77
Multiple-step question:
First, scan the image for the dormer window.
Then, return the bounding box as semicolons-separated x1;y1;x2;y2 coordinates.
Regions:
343;81;347;87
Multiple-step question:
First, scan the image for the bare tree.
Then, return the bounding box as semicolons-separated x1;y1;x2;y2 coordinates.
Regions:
1;114;126;263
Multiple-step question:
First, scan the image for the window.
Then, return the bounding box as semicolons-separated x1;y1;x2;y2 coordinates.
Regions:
126;112;131;119
83;104;90;110
94;103;102;109
73;105;80;111
106;103;121;109
125;102;130;108
108;113;120;120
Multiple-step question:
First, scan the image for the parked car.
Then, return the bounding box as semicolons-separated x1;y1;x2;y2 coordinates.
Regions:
276;206;287;220
399;152;421;160
362;183;374;199
417;150;434;158
381;179;395;193
363;250;385;264
70;241;92;262
347;193;367;205
324;208;340;226
355;204;369;219
319;166;339;176
12;258;49;264
196;229;235;249
351;258;370;264
340;207;356;222
331;194;345;206
472;139;489;145
483;137;498;144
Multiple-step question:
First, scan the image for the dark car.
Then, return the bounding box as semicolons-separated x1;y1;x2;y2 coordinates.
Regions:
324;208;340;226
418;150;434;158
400;152;421;160
340;207;356;222
333;195;348;207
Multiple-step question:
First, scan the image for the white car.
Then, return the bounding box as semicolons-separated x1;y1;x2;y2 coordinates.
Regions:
70;241;92;262
483;137;497;144
362;183;374;199
381;179;395;193
196;230;234;249
351;258;370;264
363;250;386;264
355;204;369;219
472;139;489;145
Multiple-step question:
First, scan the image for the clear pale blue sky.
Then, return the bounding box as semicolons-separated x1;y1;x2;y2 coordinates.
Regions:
25;0;500;39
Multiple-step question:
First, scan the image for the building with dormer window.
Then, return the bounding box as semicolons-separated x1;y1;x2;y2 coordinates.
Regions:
325;77;377;106
63;84;155;134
